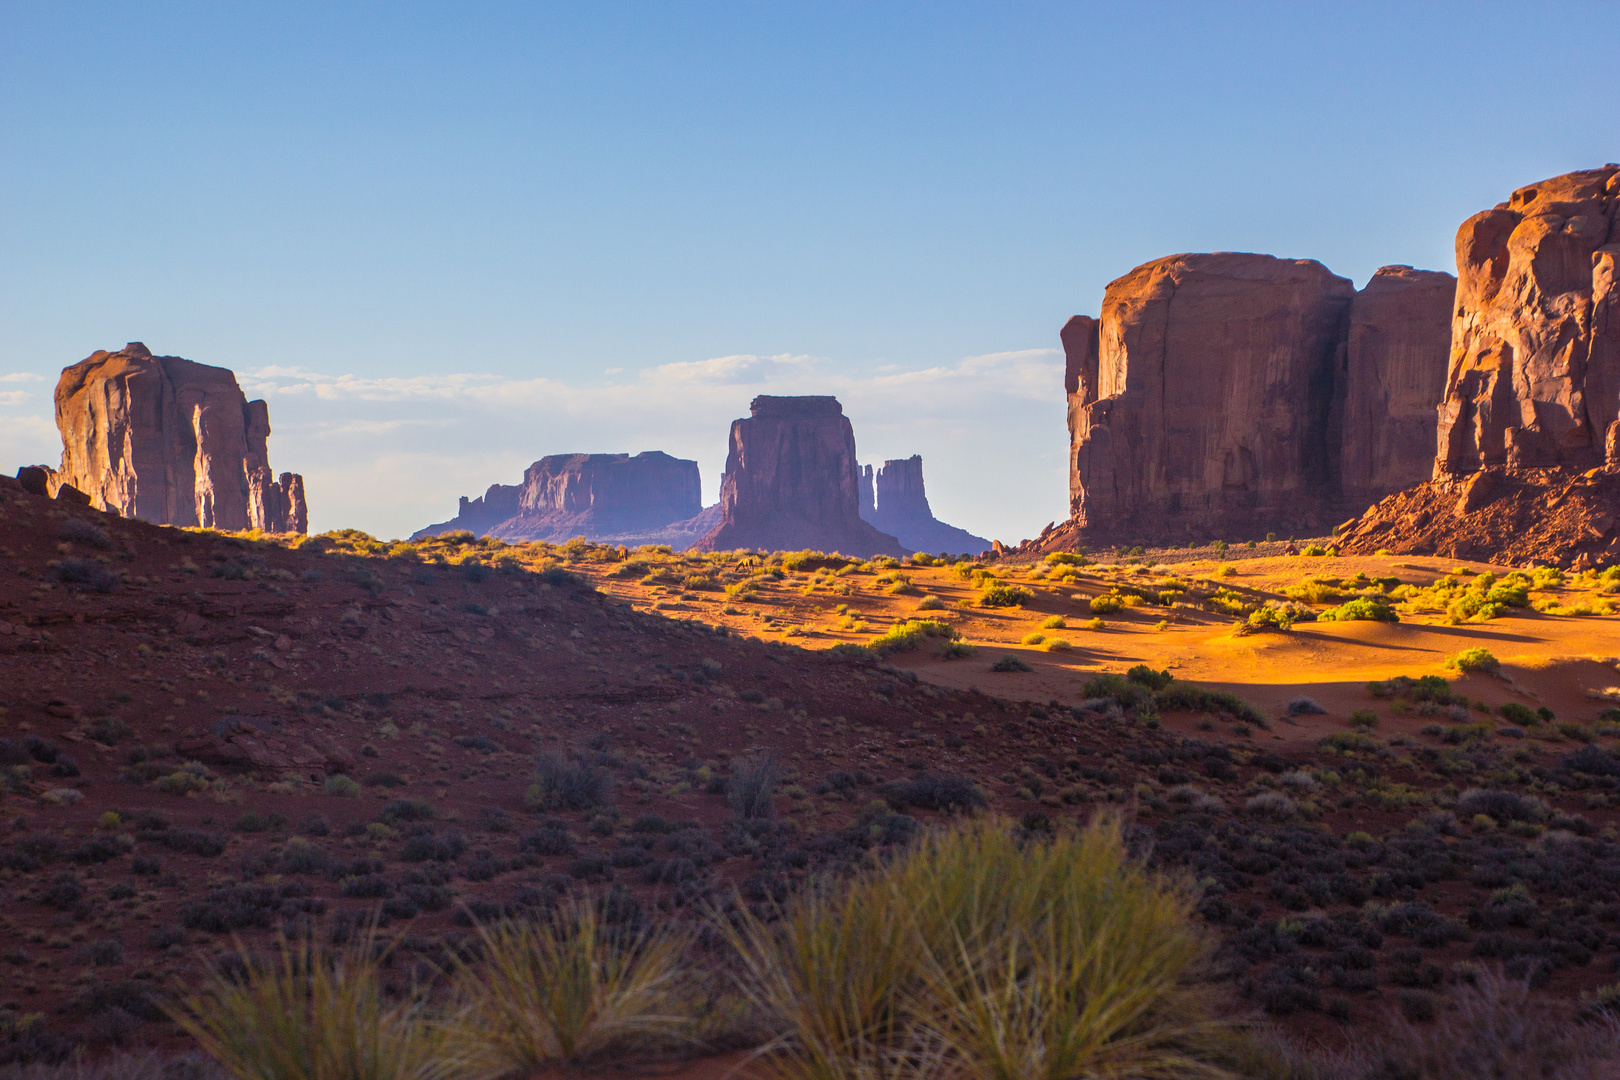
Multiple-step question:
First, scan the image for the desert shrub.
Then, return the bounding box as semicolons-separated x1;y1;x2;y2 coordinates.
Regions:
1355;969;1615;1079
1088;595;1124;615
978;583;1033;608
379;799;435;824
880;772;986;814
86;716;133;744
53;557;120;592
991;655;1031;673
722;816;1216;1080
871;619;958;656
1126;664;1173;690
1447;648;1501;675
445;897;689;1069
1368;675;1459;705
1318;732;1381;754
728;750;781;820
1318;598;1398;622
1286;697;1326;716
1245;792;1298;820
1155;685;1264;725
1349;710;1379;731
400;830;467;863
167;929;459;1080
1565;745;1620;778
1456;788;1548;823
526;755;611;813
523;825;578;857
322;774;362;798
143;829;227;857
57;517;113;549
1040;615;1067;629
1022;632;1046;646
916;595;945;610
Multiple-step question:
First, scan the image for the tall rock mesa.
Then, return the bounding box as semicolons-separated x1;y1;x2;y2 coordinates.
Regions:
1066;253;1357;541
1340;165;1620;567
53;343;306;533
1051;253;1455;548
1340;265;1458;504
860;455;990;554
1437;165;1620;473
411;451;702;544
693;396;904;556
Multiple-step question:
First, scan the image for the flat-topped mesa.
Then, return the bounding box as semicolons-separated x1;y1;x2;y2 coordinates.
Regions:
1047;252;1456;550
859;455;990;555
1339;266;1458;505
692;395;905;556
51;343;306;532
1437;165;1620;474
412;451;701;543
1068;253;1358;542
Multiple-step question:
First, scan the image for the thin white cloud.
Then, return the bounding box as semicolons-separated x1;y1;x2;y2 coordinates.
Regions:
0;373;46;384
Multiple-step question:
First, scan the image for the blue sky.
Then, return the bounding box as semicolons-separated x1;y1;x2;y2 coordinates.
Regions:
2;2;1615;540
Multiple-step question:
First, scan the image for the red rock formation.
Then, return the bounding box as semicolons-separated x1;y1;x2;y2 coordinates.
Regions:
413;452;701;543
1066;253;1357;542
859;455;989;554
52;343;306;533
1339;266;1458;505
1437;165;1620;473
1340;166;1620;566
692;396;904;556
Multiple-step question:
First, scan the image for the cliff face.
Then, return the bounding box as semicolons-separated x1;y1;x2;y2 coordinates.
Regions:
1436;165;1620;473
412;452;701;544
692;396;905;556
1056;254;1456;546
1340;266;1459;504
1339;165;1620;567
859;455;990;554
52;343;306;533
1067;254;1358;541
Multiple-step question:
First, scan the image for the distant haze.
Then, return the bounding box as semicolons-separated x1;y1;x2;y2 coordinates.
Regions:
2;4;1614;541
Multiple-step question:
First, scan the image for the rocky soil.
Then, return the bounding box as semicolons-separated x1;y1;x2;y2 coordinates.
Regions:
6;488;1620;1064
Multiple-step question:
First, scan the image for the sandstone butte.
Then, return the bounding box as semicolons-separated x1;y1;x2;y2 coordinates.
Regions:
38;343;306;533
1022;254;1455;553
692;395;906;557
411;451;710;545
1341;164;1620;567
859;455;989;555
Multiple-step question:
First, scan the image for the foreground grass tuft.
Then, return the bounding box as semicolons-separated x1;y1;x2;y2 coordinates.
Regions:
166;929;464;1080
446;898;692;1072
723;815;1220;1080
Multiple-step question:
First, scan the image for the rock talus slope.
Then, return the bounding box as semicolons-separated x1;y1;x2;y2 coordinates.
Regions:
693;396;905;556
1342;165;1620;566
412;451;702;543
51;343;306;533
859;455;989;554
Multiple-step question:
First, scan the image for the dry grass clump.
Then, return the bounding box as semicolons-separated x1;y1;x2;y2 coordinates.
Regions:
445;898;692;1072
166;929;464;1080
723;815;1218;1080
